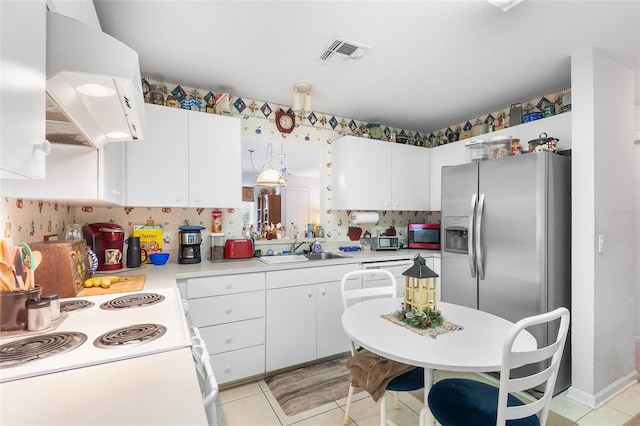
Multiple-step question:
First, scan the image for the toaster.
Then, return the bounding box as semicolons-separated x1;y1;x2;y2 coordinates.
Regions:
224;239;254;259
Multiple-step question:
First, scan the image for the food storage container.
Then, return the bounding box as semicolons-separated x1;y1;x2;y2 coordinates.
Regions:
465;140;489;162
487;135;513;159
528;132;558;153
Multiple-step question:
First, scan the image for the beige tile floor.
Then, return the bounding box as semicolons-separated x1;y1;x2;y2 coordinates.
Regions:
215;344;640;426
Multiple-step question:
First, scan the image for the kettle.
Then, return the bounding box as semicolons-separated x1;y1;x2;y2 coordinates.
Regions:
126;236;146;268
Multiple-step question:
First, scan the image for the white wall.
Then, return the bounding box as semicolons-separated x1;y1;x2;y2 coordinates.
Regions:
569;48;637;408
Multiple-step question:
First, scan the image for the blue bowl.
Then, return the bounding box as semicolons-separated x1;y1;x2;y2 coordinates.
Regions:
149;252;170;265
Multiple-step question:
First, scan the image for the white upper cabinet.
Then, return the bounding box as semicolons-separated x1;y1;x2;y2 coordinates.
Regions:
0;0;47;179
429;141;466;211
2;142;126;205
127;104;241;208
332;136;430;211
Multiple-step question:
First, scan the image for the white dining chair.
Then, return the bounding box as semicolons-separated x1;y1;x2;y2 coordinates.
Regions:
191;326;219;426
427;307;570;426
340;269;424;426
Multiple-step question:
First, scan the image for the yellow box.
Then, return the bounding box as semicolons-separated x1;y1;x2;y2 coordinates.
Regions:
133;225;163;263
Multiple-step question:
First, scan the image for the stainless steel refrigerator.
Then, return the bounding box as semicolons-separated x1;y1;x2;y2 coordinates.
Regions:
441;151;571;394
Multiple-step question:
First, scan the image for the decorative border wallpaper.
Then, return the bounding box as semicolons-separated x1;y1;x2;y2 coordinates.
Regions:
2;75;568;250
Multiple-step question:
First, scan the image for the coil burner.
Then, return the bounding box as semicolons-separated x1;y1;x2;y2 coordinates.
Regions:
60;299;95;313
0;332;88;368
93;323;167;349
99;293;165;311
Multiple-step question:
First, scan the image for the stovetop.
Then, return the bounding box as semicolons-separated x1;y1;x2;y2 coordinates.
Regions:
0;287;190;383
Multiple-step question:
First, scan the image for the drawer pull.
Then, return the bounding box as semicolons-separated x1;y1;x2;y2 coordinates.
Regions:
225;366;231;373
225;307;232;314
225;336;232;343
225;282;232;289
307;291;313;298
320;289;326;296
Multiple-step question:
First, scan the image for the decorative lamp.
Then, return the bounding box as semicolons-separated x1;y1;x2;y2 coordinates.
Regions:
255;143;285;187
402;254;439;312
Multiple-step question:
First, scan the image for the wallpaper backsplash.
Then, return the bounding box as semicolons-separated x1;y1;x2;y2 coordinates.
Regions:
2;75;568;249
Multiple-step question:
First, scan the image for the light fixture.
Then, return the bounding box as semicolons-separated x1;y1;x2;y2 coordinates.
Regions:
76;83;115;97
486;0;524;11
253;143;285;187
292;83;312;112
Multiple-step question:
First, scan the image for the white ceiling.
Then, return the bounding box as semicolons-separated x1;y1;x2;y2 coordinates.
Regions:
93;0;640;135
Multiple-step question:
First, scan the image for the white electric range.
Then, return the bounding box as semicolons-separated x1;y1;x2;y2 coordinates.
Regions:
0;287;190;383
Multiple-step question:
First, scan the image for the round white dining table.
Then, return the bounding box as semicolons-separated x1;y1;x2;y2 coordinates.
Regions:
341;298;537;426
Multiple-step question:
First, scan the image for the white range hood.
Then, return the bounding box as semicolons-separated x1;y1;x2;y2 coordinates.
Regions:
46;10;146;148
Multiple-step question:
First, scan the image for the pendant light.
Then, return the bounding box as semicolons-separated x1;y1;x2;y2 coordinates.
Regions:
255;142;285;187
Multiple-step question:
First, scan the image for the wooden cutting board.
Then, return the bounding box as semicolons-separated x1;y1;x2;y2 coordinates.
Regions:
77;274;146;296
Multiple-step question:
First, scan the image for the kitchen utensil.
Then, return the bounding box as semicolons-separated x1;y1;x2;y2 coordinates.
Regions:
0;261;16;291
32;250;42;270
21;242;35;290
126;236;146;268
149;252;170;265
13;247;24;290
509;103;523;126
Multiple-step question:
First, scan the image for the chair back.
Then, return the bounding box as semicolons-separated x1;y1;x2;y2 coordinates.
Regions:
340;269;397;355
497;307;570;426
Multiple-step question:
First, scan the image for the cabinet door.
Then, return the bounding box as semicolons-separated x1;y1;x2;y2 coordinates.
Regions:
316;280;351;358
332;136;391;210
391;143;430;210
266;285;316;371
0;0;46;179
127;104;188;207
100;142;126;205
188;112;241;207
429;141;466;210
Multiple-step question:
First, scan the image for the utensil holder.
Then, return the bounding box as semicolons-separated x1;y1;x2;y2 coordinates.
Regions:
0;286;42;331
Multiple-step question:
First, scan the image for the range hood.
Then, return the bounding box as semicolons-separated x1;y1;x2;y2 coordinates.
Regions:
46;10;146;148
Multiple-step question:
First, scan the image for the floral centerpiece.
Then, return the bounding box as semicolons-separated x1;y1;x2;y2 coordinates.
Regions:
394;306;444;329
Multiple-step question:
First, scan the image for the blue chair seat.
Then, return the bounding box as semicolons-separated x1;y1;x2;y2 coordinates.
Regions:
427;378;540;426
387;367;425;392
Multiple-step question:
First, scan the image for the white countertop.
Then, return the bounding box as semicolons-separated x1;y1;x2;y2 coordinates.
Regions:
0;348;207;426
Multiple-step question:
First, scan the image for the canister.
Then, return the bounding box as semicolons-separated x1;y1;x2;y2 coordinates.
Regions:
26;299;51;331
41;294;60;320
210;232;225;261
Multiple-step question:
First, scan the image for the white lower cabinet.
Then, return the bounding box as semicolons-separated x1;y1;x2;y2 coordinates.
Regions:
185;272;265;385
265;264;360;371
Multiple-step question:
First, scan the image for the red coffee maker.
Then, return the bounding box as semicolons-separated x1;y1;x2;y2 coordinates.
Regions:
82;223;125;271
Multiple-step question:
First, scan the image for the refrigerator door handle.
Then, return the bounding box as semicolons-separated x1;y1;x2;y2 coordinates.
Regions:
469;193;478;278
476;193;485;280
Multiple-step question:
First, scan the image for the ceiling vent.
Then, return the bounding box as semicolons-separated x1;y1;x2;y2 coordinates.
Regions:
320;38;369;62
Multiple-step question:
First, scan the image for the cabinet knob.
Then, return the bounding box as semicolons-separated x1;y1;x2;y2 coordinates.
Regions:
320;289;326;296
307;291;313;298
225;366;231;373
225;282;232;289
225;307;232;314
194;196;201;203
176;196;183;202
225;336;232;343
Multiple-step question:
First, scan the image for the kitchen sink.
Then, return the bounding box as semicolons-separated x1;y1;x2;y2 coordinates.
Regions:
304;252;351;261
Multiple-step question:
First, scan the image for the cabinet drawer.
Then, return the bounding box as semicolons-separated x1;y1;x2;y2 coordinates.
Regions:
188;291;265;326
199;318;265;354
266;263;359;289
187;273;265;298
211;345;265;385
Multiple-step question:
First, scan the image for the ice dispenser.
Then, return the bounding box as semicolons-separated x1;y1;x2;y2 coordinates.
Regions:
443;217;469;254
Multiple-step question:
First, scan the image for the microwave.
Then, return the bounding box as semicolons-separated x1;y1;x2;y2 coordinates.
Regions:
407;223;441;249
371;236;399;250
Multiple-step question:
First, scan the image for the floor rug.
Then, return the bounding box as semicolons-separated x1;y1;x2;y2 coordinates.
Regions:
264;356;577;425
264;356;357;417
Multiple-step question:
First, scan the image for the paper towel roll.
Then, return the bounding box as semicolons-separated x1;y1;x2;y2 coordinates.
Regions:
351;212;379;224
